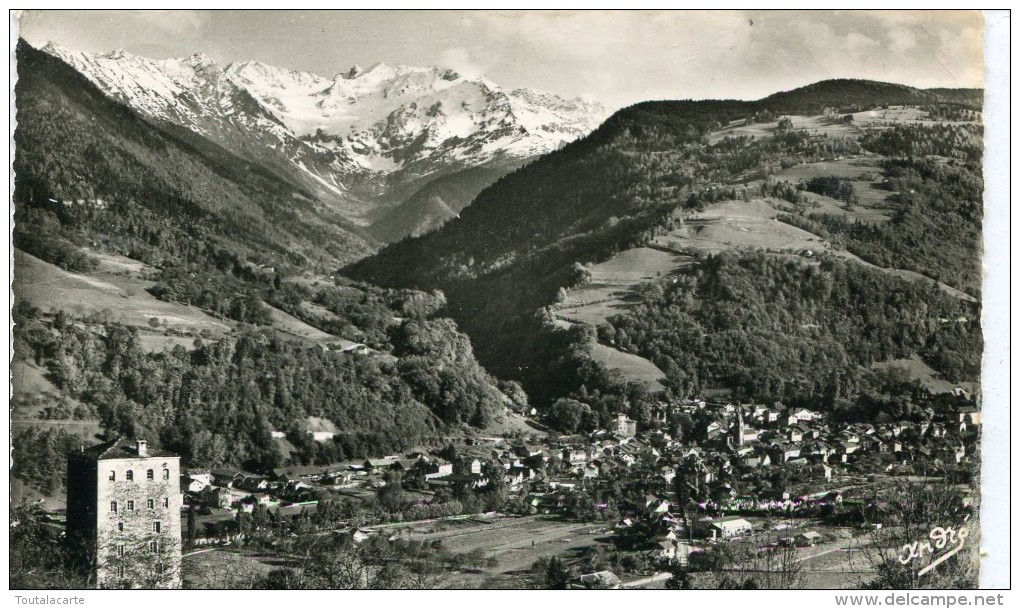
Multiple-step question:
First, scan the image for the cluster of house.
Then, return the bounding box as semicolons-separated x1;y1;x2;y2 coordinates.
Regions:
178;393;980;562
179;453;458;515
514;396;979;567
527;394;978;498
697;402;974;471
612;492;834;568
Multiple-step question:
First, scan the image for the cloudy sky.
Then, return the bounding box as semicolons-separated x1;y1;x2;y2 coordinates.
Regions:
16;10;984;111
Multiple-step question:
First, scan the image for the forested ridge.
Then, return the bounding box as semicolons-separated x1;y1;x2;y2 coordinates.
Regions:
12;38;525;493
346;80;980;289
12;288;505;484
784;155;983;296
13;40;375;275
345;79;983;430
602;253;980;411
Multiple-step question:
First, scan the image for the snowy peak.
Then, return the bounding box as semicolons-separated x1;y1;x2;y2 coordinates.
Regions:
38;42;607;223
226;60;331;92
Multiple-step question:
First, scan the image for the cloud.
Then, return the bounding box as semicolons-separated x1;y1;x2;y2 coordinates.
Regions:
438;47;486;79
17;9;212;55
123;10;210;37
888;28;917;53
844;32;881;58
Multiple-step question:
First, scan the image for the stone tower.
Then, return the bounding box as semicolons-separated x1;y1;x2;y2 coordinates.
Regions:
66;439;182;589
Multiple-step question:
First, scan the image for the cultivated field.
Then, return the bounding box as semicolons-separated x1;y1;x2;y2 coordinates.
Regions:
557;247;694;326
707;115;860;145
771;155;896;217
590;344;667;391
872;356;979;395
11;360;104;436
394;514;611;588
180;514;609;589
14;249;231;342
552;247;680;392
183;547;279;589
708;107;976;147
653;198;831;255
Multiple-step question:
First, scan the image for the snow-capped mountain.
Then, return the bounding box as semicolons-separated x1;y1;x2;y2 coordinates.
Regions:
42;43;606;227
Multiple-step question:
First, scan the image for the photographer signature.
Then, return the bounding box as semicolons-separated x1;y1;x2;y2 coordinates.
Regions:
898;526;969;576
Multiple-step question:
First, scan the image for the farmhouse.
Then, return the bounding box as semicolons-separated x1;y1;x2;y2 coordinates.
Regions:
957;406;981;428
702;516;753;539
648;540;677;561
181;475;209;494
796;531;823;546
302;417;338;442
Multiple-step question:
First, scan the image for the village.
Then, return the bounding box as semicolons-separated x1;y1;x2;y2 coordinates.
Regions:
176;388;982;588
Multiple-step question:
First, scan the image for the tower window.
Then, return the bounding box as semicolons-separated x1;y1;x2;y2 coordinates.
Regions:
109;471;116;481
149;541;159;554
163;497;170;508
126;500;134;512
146;469;154;480
118;565;125;578
147;499;154;510
110;501;118;514
153;521;161;533
118;522;124;532
126;470;133;481
118;544;125;557
163;469;170;480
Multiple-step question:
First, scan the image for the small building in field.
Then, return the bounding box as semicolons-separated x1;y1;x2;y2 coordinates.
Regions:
570;571;622;590
796;531;823;547
701;516;753;540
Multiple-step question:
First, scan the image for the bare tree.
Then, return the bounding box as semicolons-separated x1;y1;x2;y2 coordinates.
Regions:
184;549;268;589
850;479;978;589
711;543;806;589
279;535;412;589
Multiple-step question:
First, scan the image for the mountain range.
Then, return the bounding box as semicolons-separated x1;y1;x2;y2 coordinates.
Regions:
345;78;984;409
42;42;606;241
12;35;984;476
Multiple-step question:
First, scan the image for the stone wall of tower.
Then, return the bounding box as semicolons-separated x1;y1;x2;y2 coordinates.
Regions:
93;456;182;589
66;454;99;574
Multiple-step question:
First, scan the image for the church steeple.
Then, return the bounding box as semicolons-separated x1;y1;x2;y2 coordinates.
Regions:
736;406;746;447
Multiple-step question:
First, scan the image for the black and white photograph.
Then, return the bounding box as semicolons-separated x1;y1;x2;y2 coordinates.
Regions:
7;9;1010;595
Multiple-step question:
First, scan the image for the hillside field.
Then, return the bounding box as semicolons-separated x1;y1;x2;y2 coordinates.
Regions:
14;248;231;343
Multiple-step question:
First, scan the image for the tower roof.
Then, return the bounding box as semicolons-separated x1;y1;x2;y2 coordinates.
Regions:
73;438;178;461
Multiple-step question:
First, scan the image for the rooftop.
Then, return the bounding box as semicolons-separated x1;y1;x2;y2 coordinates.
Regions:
73;438;178;461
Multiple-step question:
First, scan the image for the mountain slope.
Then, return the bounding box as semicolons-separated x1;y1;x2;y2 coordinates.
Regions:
368;162;525;242
12;41;517;477
346;79;982;288
14;39;374;269
42;43;606;230
343;79;983;421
